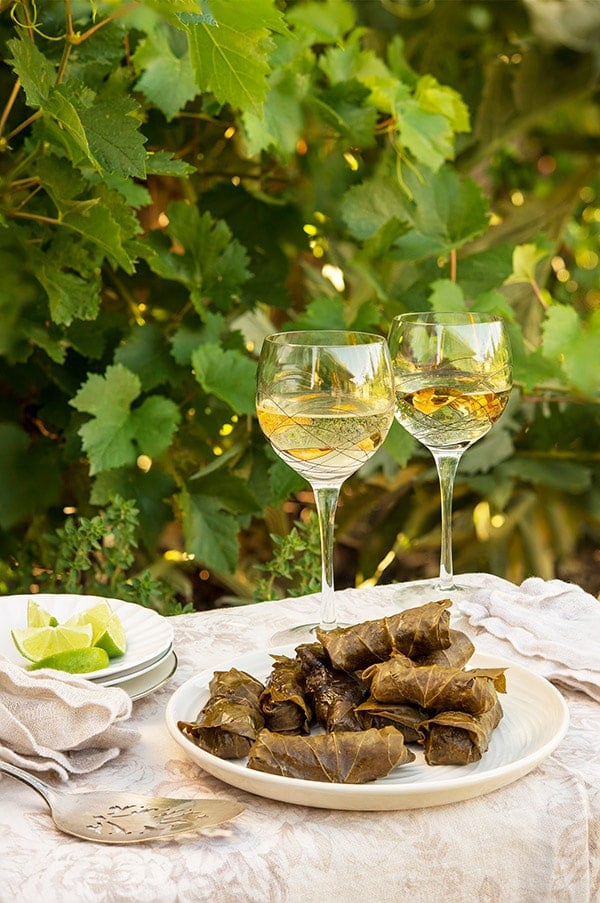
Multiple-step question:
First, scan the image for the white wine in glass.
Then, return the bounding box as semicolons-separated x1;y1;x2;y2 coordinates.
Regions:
256;330;395;643
387;311;512;597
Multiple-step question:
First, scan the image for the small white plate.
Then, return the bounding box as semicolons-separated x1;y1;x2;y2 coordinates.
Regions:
1;593;173;681
118;651;178;701
93;643;173;686
165;647;569;811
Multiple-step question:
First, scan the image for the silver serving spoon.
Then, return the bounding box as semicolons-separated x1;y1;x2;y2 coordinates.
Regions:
0;761;245;843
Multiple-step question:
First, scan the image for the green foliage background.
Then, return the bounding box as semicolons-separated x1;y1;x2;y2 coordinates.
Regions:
0;0;598;605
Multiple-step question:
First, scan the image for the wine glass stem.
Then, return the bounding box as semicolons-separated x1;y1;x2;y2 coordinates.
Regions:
431;450;462;591
312;484;341;632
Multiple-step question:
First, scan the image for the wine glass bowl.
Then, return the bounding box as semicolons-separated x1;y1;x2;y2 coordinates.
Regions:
388;311;512;594
256;330;395;642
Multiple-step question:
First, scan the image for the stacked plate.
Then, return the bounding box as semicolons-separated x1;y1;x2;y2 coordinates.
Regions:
1;593;176;701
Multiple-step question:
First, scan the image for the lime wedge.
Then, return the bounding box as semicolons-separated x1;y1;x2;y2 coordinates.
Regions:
94;614;127;658
11;624;94;662
67;601;127;658
28;647;110;673
66;601;113;644
27;599;59;628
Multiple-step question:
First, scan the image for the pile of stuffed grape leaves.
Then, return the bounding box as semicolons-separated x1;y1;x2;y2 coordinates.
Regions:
178;599;507;783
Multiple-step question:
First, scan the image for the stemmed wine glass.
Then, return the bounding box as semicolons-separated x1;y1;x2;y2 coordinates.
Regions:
387;311;512;599
256;330;395;643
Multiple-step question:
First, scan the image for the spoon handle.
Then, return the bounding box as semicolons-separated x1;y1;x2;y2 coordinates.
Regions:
0;760;54;807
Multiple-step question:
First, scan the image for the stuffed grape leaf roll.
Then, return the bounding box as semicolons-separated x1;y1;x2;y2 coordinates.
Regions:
295;642;366;732
362;658;506;716
419;698;504;765
415;629;475;669
315;599;452;672
354;699;426;743
178;668;265;759
259;655;312;734
247;726;415;783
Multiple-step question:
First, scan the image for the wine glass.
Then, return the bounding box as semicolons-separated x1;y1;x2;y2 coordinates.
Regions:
256;330;395;643
387;311;512;600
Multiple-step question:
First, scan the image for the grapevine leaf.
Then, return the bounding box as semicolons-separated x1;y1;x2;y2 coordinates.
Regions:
102;173;151;207
457;245;515;297
543;308;600;397
341;172;408;241
397;102;455;171
505;244;549;285
383;419;417;468
286;0;356;41
62;202;135;273
147;203;250;311
115;324;181;391
182;489;240;573
243;67;310;155
35;263;102;326
320;33;382;85
541;304;580;357
308;80;378;147
146;151;195;176
133;27;198;121
342;164;488;259
428;280;466;311
191;343;256;415
130;396;181;458
44;87;99;169
290;297;347;330
78;95;147;179
7;38;55;106
189;471;261;515
514;348;560;394
170;314;227;365
185;0;284;115
288;296;380;332
71;365;141;474
391;167;489;260
415;75;470;134
267;457;307;501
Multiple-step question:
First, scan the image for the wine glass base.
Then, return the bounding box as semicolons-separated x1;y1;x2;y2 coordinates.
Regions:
270;621;350;646
392;580;473;608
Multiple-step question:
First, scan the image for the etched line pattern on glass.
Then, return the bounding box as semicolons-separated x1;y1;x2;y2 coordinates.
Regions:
257;394;394;485
394;375;510;451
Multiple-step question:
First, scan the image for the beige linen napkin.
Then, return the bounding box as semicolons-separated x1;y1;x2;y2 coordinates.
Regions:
456;576;600;702
0;656;139;780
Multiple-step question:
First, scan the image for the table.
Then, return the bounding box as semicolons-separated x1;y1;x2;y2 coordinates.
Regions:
1;581;599;903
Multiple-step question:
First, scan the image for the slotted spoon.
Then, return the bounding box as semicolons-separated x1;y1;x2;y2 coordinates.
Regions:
0;761;245;843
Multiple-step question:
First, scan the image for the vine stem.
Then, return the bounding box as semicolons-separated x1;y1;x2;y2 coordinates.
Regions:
0;78;22;137
312;484;341;631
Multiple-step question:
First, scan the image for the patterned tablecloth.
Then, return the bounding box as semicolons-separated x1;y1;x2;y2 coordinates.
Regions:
1;580;599;903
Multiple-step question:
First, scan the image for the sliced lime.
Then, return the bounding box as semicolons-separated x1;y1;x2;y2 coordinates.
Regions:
28;646;110;673
67;601;127;658
27;599;59;628
94;614;127;658
66;600;113;644
11;623;94;662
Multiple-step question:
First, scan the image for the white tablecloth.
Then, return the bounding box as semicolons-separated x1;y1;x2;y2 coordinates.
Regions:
1;580;599;903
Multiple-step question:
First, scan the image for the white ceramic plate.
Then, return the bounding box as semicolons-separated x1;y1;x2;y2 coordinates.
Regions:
93;642;173;686
1;593;173;681
165;647;570;811
118;651;178;701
